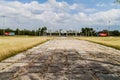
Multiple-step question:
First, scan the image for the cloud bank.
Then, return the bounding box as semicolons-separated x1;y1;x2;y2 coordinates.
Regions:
0;0;120;31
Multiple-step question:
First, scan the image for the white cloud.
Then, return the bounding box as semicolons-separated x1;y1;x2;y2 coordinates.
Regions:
69;3;78;10
73;8;120;30
89;9;120;25
0;0;120;30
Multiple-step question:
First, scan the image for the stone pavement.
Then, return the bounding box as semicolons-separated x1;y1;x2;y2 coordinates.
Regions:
0;37;120;80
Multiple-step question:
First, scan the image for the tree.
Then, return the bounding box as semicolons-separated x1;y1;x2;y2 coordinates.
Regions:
5;28;14;32
40;27;47;36
0;29;3;35
112;30;120;36
31;30;35;36
15;28;20;35
81;27;95;36
38;28;41;36
115;0;120;3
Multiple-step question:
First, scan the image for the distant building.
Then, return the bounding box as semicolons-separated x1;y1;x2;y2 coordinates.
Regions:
5;32;15;36
98;32;108;37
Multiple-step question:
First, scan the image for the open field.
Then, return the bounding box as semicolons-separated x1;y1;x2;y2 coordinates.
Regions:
0;36;51;61
76;37;120;50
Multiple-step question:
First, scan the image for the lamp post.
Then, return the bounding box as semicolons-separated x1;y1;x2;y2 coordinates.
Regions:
108;21;111;36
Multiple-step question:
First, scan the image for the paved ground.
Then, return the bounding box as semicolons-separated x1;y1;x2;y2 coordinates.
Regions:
0;37;120;80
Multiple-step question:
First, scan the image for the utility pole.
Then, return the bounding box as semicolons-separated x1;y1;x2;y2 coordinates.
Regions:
96;27;99;36
108;21;111;36
2;16;5;36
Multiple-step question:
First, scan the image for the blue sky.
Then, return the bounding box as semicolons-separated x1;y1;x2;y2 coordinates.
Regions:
6;0;114;4
0;0;120;31
5;0;116;8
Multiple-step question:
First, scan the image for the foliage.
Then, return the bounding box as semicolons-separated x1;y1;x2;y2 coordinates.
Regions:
111;30;120;36
81;27;96;36
0;27;47;36
115;0;120;3
0;27;120;36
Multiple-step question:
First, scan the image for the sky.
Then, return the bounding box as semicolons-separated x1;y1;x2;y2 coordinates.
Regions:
0;0;120;31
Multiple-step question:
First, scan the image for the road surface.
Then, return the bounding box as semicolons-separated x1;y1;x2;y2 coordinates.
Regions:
0;37;120;80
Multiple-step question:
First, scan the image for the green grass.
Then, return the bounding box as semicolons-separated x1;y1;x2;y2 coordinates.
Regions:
0;36;52;61
76;37;120;50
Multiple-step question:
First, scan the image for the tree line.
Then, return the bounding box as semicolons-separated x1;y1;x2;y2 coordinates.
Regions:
0;27;47;36
81;28;120;36
0;27;120;36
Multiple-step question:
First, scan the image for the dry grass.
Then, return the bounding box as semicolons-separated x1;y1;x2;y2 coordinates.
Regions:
0;36;52;61
76;37;120;50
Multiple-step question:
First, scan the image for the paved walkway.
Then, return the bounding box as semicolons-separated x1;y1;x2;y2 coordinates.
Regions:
0;37;120;80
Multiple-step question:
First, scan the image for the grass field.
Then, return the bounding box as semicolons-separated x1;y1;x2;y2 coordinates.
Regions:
76;37;120;50
0;36;51;61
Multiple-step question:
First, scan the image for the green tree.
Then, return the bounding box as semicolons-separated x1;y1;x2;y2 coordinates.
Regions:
112;30;120;36
40;27;47;36
81;27;95;36
115;0;120;3
31;30;35;36
5;28;14;32
38;28;41;36
15;28;20;35
0;29;4;35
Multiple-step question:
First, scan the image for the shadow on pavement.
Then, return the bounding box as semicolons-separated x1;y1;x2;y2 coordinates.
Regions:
0;49;120;80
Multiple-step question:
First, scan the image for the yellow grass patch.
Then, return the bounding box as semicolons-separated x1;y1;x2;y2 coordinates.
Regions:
76;37;120;50
0;36;52;61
